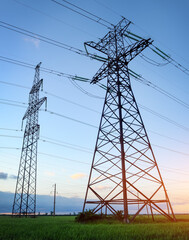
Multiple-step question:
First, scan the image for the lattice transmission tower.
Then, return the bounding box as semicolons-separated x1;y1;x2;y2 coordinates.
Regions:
83;19;176;223
12;63;46;216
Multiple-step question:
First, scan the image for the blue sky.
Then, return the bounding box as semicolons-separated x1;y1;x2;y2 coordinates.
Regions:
0;0;189;214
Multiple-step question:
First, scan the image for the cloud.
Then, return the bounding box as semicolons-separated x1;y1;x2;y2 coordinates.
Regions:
0;172;8;180
0;172;17;180
9;175;17;179
24;37;40;48
0;191;84;214
71;173;86;180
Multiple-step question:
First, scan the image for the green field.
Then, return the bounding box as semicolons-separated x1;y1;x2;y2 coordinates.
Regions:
1;215;189;240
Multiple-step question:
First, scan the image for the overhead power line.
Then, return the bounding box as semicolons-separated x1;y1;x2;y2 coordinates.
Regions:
13;0;98;39
153;144;189;157
92;0;121;18
1;144;189;159
125;31;189;77
0;128;22;132
40;138;92;154
38;152;90;165
1;93;189;133
44;91;100;114
0;20;95;58
0;20;108;62
45;110;98;129
50;0;189;77
1;55;189;110
0;134;92;153
51;0;113;29
130;70;189;110
138;103;189;132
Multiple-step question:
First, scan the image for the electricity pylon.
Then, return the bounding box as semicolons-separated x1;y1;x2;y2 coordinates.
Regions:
83;19;176;223
12;63;46;216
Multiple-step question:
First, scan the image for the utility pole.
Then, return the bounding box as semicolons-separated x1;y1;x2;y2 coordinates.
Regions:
53;184;56;216
83;18;176;223
12;63;46;217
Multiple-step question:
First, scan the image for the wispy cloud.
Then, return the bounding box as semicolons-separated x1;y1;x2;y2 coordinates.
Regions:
71;173;86;180
0;172;17;180
0;172;8;180
9;175;17;179
24;37;40;48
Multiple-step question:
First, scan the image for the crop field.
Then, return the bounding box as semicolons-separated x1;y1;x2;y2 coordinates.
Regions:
0;215;189;240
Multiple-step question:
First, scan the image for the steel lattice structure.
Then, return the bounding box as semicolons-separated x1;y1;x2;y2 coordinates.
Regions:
12;63;46;216
83;19;176;223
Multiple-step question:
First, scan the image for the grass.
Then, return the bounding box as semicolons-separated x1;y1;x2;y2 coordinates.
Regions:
0;215;189;240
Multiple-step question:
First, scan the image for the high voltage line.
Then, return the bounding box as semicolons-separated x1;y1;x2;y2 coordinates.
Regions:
0;134;93;154
1;55;189;110
0;87;189;133
1;143;189;159
1;2;188;210
51;0;113;29
0;20;106;62
0;128;21;132
44;91;100;114
51;0;189;77
0;20;86;56
2;156;189;181
1;16;189;78
13;0;189;77
1;151;189;179
12;0;98;39
1;97;188;133
1;126;189;148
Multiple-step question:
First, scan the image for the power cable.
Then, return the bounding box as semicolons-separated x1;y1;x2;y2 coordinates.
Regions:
1;145;188;162
1;55;189;110
0;98;27;105
51;0;113;29
0;20;90;57
92;0;121;18
38;152;90;165
138;103;189;131
55;0;189;77
147;129;189;145
0;134;92;152
1;95;188;133
40;135;92;151
12;0;98;39
45;109;98;129
44;91;100;114
0;128;22;132
69;78;103;99
153;144;189;157
0;101;26;109
39;138;93;154
134;74;189;110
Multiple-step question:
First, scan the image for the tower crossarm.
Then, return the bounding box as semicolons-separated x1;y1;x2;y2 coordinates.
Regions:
84;19;131;56
122;38;153;63
30;79;43;94
22;97;47;120
91;38;153;84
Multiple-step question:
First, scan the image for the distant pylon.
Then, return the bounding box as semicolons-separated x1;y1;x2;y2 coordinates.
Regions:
83;19;176;223
12;63;47;216
53;183;57;216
